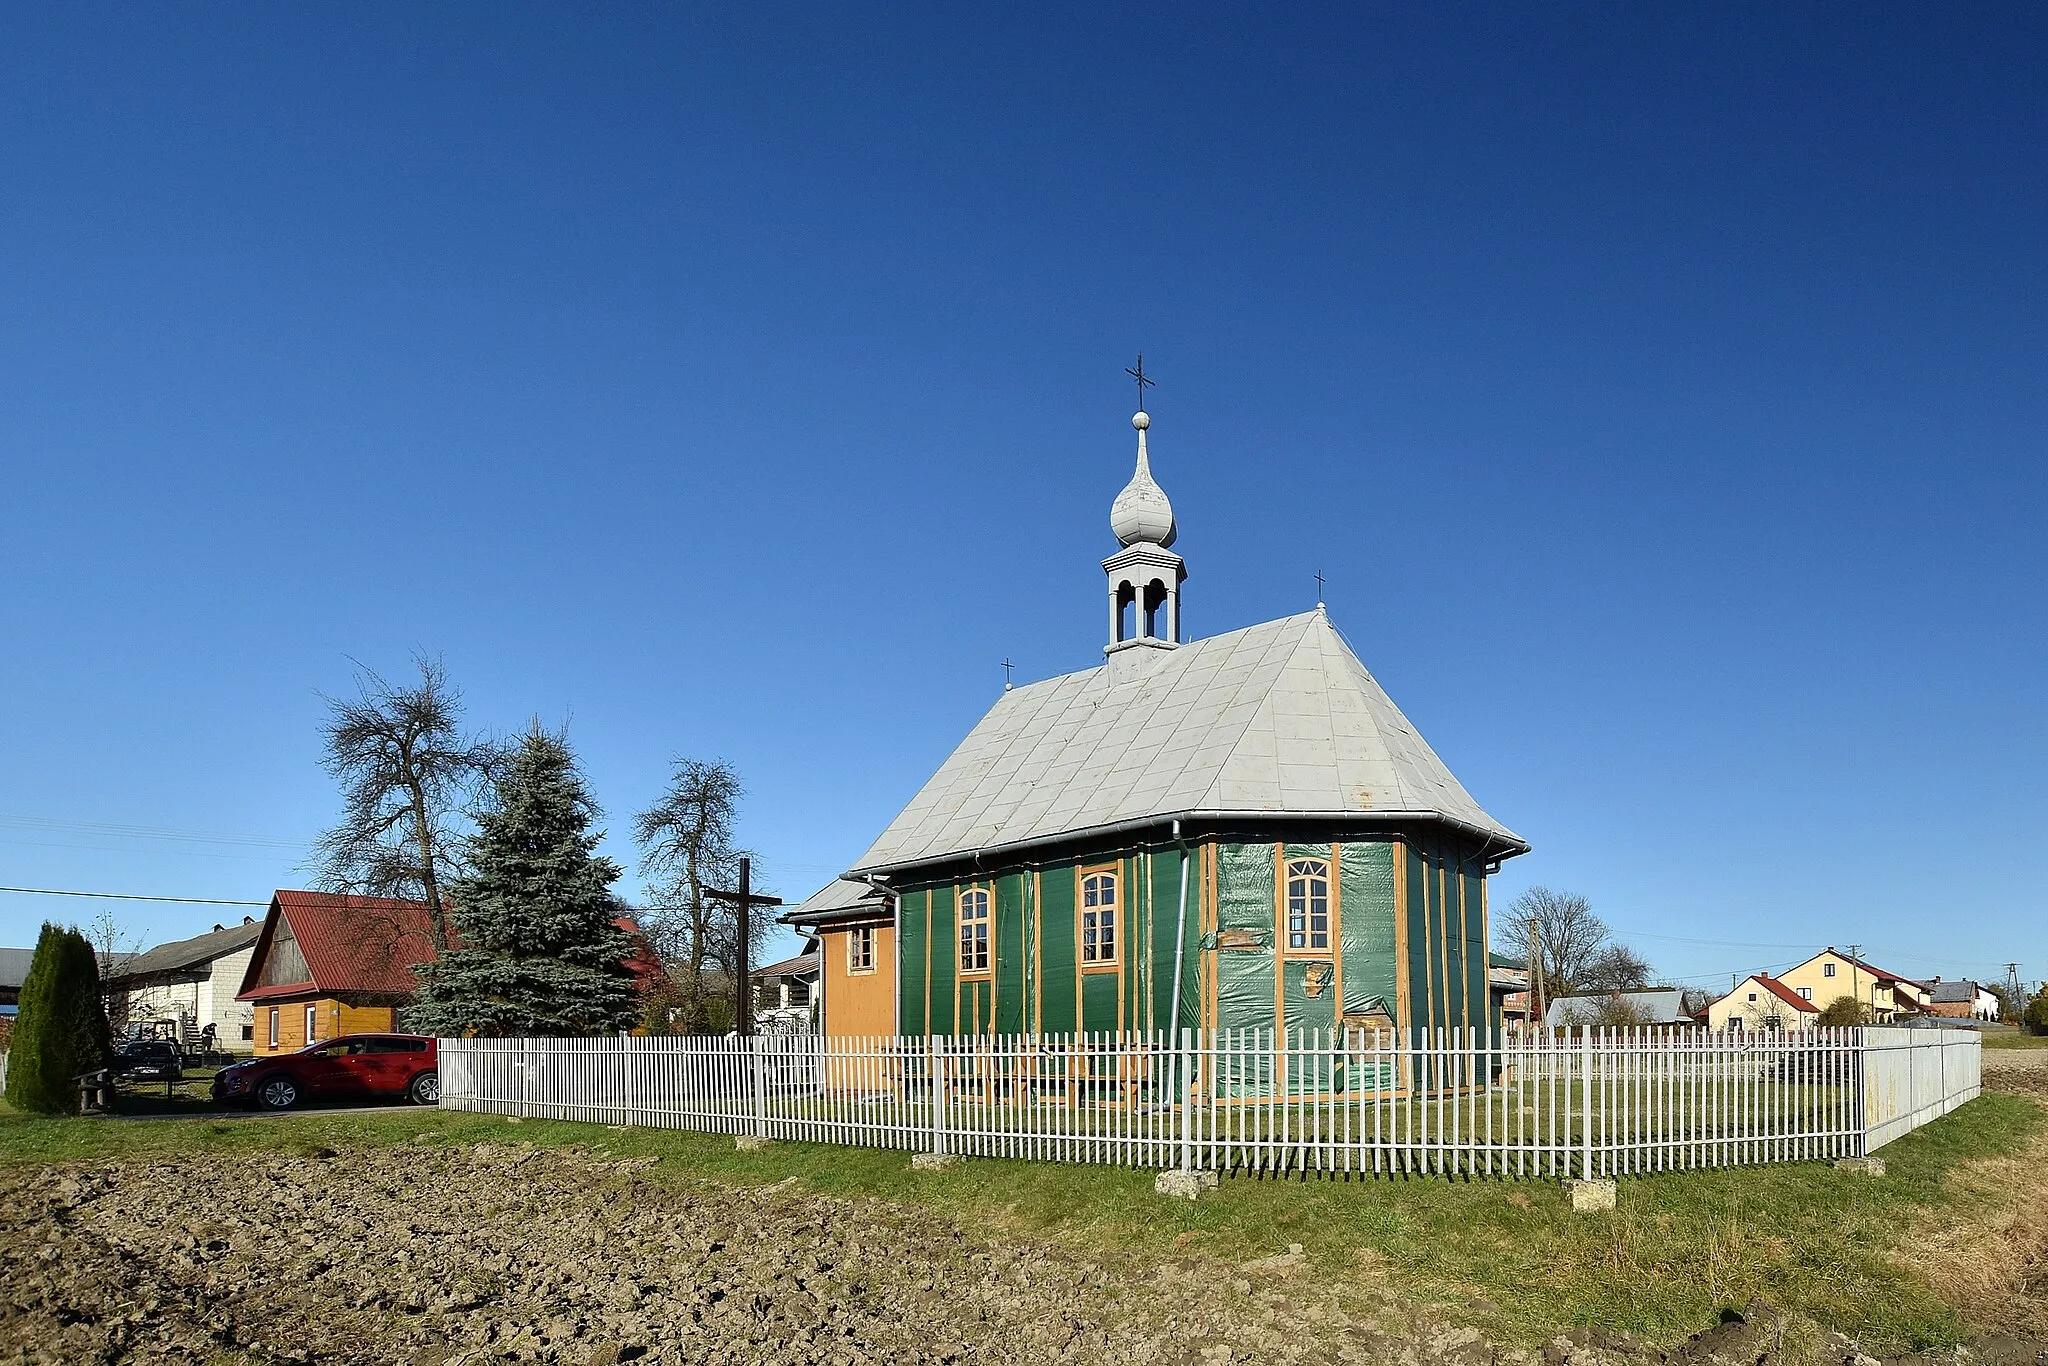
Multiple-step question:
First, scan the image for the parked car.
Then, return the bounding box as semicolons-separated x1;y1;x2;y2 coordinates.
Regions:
113;1038;185;1083
212;1034;439;1110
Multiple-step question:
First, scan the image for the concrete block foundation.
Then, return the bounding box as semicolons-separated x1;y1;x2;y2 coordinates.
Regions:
1565;1178;1616;1212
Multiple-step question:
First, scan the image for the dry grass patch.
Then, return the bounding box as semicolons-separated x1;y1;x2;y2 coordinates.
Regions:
1906;1081;2048;1337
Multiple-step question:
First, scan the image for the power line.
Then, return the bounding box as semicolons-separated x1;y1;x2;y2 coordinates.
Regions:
0;886;268;907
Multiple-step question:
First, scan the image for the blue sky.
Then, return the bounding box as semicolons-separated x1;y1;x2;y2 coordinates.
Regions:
3;5;2043;993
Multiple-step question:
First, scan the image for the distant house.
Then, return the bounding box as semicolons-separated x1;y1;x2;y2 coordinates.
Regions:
1488;952;1531;1025
108;917;263;1048
751;951;821;1033
237;889;665;1054
1773;949;1926;1023
237;892;441;1054
1544;988;1690;1028
0;946;31;1019
1706;974;1820;1032
1925;979;1999;1022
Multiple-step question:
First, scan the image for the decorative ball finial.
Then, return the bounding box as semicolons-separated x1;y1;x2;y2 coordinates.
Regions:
1132;411;1150;430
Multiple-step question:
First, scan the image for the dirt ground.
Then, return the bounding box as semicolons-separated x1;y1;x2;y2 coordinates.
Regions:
0;1139;1509;1366
3;1056;2045;1366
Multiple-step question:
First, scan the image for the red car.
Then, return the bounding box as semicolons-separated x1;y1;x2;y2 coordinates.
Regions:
212;1033;439;1110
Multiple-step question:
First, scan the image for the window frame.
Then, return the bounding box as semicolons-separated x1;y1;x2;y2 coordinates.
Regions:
1823;961;1837;978
267;1008;279;1049
846;924;877;976
304;1004;317;1044
957;887;992;977
1078;865;1119;969
1281;856;1334;955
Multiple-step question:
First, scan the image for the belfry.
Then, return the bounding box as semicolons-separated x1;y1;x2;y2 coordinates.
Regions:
788;374;1527;1045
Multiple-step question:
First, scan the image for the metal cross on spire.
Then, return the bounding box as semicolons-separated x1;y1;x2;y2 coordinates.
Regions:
1000;658;1015;690
1125;354;1156;411
1314;568;1326;605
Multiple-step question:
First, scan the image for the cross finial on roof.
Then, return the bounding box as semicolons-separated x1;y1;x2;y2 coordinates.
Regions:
1314;568;1325;608
1000;658;1014;691
1125;353;1155;412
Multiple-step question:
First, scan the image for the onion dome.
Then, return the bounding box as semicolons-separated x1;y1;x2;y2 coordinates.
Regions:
1109;411;1177;548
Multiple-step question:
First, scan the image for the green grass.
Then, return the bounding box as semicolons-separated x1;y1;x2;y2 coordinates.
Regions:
1982;1030;2048;1050
0;1092;2038;1354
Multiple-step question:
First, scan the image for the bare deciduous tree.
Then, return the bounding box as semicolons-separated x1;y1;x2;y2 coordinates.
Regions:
86;906;139;1036
312;656;501;950
1581;942;1653;994
1503;886;1614;997
634;758;769;1034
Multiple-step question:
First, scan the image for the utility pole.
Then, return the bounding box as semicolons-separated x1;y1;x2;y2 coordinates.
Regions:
704;857;783;1036
1846;944;1863;1022
2005;963;2024;1015
1527;918;1545;1030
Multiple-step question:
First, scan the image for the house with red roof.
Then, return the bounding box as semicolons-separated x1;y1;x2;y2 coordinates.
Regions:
1705;973;1822;1032
1772;948;1928;1023
237;890;663;1054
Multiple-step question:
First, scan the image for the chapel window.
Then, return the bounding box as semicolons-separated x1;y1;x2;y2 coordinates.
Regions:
1081;871;1117;964
958;890;990;974
1285;858;1331;951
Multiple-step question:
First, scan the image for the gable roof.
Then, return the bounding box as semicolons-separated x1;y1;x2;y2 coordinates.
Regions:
1802;948;1927;990
851;610;1524;876
0;947;34;993
1929;980;1979;1004
108;918;262;984
238;891;442;1001
1728;974;1819;1014
752;952;821;980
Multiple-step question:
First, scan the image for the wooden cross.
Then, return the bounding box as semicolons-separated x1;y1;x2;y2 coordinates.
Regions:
1125;354;1155;410
704;856;784;1036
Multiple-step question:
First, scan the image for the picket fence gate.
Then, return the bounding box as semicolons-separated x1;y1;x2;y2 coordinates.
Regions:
438;1026;1979;1180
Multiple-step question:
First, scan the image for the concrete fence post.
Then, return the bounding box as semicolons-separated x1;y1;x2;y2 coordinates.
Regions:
751;1034;768;1140
929;1035;945;1157
1580;1027;1595;1182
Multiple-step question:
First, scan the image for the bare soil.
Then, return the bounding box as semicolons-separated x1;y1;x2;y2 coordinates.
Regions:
0;1129;2040;1366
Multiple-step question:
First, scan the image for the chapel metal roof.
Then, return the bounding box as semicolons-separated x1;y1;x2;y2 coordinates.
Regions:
850;609;1525;876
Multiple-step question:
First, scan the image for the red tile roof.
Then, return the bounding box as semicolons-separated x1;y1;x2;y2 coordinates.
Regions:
1750;974;1820;1014
1821;949;1926;990
238;890;662;1002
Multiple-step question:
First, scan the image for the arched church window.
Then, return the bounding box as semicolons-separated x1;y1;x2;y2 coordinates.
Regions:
1285;858;1330;951
958;888;990;974
1115;582;1136;643
1081;869;1117;963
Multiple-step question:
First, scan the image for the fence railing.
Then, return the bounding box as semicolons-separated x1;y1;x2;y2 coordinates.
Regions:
438;1026;1979;1179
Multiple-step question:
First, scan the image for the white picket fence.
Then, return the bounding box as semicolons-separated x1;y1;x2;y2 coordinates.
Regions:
438;1026;1979;1179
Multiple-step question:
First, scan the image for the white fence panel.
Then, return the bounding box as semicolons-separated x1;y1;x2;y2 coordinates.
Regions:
1861;1027;1982;1152
437;1026;1980;1178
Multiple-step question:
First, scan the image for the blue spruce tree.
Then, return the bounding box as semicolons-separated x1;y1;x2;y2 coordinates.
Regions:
409;729;638;1036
